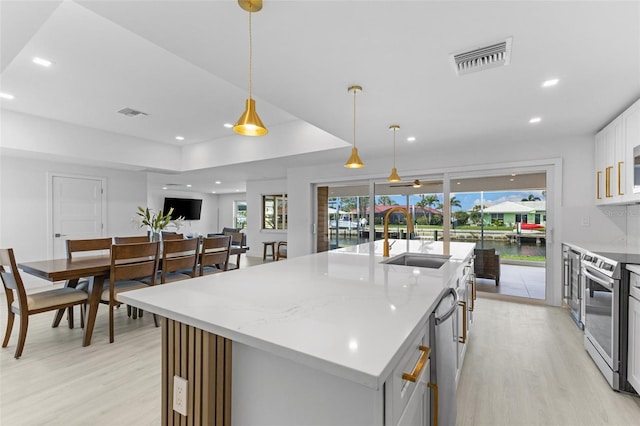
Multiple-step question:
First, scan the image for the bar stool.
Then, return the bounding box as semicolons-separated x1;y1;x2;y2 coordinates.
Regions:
276;241;287;261
262;241;276;261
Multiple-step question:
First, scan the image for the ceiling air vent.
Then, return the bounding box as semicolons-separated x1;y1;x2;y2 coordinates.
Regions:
117;107;148;117
450;37;512;76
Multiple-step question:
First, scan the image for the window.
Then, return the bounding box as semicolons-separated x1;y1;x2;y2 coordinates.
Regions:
515;214;528;223
234;201;247;229
263;194;287;230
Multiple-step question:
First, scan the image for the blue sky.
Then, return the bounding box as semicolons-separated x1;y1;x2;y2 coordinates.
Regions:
388;189;546;211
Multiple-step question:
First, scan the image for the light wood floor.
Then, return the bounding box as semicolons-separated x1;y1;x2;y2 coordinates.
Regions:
2;267;639;425
457;296;640;425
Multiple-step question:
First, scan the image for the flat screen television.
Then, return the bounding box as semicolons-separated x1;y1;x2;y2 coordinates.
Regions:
163;197;202;220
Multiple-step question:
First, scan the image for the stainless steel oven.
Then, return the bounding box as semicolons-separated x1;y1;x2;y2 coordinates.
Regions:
581;251;639;392
583;258;620;388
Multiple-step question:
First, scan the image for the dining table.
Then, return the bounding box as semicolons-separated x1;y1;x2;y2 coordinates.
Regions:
17;245;249;346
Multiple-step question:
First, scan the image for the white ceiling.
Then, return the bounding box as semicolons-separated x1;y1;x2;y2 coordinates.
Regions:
1;1;639;194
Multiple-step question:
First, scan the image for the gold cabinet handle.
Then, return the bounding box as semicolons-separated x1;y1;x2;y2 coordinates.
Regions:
605;166;612;197
469;274;476;312
458;301;467;344
428;381;439;426
596;171;602;199
402;345;431;382
618;161;624;196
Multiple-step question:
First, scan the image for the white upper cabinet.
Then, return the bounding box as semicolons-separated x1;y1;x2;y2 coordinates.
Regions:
595;98;640;204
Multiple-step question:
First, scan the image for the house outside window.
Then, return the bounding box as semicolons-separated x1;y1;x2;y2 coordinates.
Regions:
263;194;287;230
234;201;247;229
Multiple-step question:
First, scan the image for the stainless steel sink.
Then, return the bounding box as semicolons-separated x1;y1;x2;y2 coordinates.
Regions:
381;253;451;269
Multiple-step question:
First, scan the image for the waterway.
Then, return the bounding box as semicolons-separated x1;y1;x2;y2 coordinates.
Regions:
329;231;546;258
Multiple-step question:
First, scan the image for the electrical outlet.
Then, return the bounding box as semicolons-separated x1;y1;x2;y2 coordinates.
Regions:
581;216;590;227
173;375;188;416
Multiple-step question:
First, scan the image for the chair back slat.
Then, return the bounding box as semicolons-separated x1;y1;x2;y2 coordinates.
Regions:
162;238;199;279
114;236;150;244
161;233;184;241
110;242;160;283
0;248;27;311
200;236;231;275
66;237;112;259
224;231;244;247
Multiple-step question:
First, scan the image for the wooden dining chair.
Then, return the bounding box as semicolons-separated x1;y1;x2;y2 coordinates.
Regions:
53;237;113;329
1;248;89;358
114;235;150;244
224;231;244;270
199;236;231;276
161;238;199;283
161;232;184;241
100;241;160;343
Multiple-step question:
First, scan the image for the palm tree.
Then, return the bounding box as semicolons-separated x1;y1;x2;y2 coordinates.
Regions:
522;194;541;202
450;196;462;210
416;194;439;224
376;196;396;206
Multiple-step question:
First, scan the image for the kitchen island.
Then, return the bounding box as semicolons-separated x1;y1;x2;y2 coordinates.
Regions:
119;240;475;426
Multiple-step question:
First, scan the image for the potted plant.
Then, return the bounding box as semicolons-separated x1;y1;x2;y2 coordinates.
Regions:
135;206;184;241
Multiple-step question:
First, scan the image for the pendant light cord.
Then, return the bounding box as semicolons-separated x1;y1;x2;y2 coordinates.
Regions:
393;127;396;168
352;89;357;149
248;10;253;100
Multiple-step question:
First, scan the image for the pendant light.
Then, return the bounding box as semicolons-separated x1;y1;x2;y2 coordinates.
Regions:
233;0;268;136
345;85;364;168
388;124;401;182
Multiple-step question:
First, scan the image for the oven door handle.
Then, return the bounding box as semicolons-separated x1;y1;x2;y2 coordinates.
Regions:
583;268;614;290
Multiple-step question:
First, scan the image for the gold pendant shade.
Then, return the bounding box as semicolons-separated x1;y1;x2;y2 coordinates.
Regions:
233;99;268;136
345;85;364;168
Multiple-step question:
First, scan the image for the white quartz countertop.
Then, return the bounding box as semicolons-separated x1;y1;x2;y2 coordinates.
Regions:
119;240;475;390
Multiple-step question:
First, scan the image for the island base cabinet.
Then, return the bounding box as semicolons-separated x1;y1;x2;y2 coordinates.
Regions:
232;342;383;425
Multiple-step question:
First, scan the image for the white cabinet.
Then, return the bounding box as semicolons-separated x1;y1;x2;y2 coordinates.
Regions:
623;99;640;201
595;98;640;204
387;323;431;426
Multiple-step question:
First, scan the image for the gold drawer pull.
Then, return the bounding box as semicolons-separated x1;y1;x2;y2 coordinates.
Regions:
402;345;431;382
428;381;439;426
458;301;467;344
469;274;476;312
596;171;602;199
606;166;612;197
618;161;624;196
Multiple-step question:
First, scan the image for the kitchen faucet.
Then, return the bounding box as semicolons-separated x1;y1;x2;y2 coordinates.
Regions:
383;207;415;257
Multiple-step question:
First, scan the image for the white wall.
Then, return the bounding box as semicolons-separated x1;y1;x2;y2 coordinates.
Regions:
0;155;147;262
245;179;287;258
147;189;218;237
217;193;245;232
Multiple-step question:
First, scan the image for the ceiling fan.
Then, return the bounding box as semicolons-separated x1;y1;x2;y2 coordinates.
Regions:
389;179;440;188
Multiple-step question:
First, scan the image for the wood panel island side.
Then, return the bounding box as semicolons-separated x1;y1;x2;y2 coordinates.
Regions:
119;240;476;426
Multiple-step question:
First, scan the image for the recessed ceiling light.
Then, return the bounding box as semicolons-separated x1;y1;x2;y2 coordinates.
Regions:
186;184;192;188
175;136;185;141
529;117;541;124
215;181;222;185
511;173;516;176
32;57;52;67
407;136;416;142
235;189;240;192
0;92;15;100
162;186;168;190
542;78;559;87
224;123;233;128
456;182;461;185
212;191;217;194
509;178;515;182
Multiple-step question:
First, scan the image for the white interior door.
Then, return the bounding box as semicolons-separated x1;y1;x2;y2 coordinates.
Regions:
52;175;105;258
